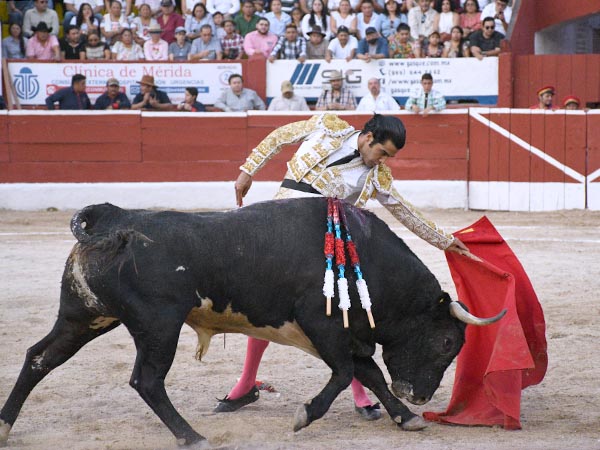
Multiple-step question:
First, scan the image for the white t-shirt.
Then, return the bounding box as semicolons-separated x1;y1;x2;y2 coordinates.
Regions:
327;35;357;59
64;0;102;10
356;92;400;112
330;11;356;30
480;3;512;36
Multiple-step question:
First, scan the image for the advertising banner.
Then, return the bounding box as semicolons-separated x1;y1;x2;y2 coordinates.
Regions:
7;61;242;105
267;58;498;104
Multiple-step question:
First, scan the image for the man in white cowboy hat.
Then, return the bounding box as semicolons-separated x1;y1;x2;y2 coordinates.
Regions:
315;69;356;110
131;75;173;110
267;80;310;111
144;23;169;60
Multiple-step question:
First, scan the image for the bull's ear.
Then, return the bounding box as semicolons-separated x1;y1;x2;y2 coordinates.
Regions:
433;292;454;318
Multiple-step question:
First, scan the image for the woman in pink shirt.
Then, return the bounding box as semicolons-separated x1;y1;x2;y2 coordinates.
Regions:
144;24;169;60
459;0;481;38
25;21;60;60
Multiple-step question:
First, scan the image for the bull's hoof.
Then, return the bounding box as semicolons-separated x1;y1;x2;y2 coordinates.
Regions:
0;420;11;447
399;415;428;431
293;404;309;432
177;436;211;449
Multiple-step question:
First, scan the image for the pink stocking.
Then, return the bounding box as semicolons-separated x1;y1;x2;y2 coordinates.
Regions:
351;378;373;408
227;337;270;399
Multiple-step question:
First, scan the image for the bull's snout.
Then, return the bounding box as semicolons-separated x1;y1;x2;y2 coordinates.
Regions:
391;380;430;405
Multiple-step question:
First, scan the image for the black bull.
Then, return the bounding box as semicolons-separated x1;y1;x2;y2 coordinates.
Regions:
0;198;505;448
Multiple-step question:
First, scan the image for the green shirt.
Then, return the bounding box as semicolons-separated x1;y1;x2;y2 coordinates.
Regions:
235;14;260;37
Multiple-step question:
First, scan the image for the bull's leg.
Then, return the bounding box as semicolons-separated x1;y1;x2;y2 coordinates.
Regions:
352;356;427;431
0;315;120;446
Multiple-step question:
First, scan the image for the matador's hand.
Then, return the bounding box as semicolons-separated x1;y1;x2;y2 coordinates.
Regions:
446;237;482;262
235;171;253;207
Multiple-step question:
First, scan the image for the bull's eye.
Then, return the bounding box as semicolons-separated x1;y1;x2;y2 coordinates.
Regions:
443;337;453;353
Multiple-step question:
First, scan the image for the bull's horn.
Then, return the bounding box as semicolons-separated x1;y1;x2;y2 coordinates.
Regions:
450;301;507;326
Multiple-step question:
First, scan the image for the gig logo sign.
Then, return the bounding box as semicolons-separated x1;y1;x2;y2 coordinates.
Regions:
290;63;362;86
13;67;40;100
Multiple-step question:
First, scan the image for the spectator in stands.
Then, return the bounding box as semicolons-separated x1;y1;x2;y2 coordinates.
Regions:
235;1;260;37
269;23;307;62
330;0;357;36
157;0;185;44
214;73;266;112
268;80;310;111
315;69;356;110
253;0;268;17
60;25;86;60
63;0;103;31
25;21;60;60
356;0;381;39
433;0;458;42
380;0;406;39
442;25;468;56
206;0;241;17
135;0;161;17
131;75;173;110
2;23;28;59
177;87;206;112
94;78;132;109
480;0;510;36
357;26;388;61
325;25;357;62
562;96;581;110
530;86;556;110
71;3;101;40
243;17;278;57
23;0;59;38
185;3;215;40
106;0;133;17
101;0;129;45
469;16;502;59
45;74;91;110
306;25;329;58
290;7;304;33
190;24;223;59
169;26;192;59
221;19;245;59
144;23;169;60
181;0;204;17
112;28;145;59
459;0;480;39
422;30;443;57
281;0;297;14
8;0;35;27
84;29;111;58
388;22;418;58
213;11;226;39
356;77;400;111
407;0;437;45
266;0;292;37
132;3;158;45
405;72;446;115
301;0;331;40
328;0;360;12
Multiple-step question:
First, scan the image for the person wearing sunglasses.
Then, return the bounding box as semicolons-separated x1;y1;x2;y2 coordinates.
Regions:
480;0;511;36
469;15;502;60
22;0;59;37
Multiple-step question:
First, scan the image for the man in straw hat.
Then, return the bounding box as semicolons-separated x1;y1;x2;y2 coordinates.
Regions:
131;75;172;110
530;85;556;110
214;112;473;420
144;23;169;60
315;69;356;111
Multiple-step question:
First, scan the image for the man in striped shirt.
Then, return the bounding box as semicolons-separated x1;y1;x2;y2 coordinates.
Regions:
404;72;446;116
268;23;307;62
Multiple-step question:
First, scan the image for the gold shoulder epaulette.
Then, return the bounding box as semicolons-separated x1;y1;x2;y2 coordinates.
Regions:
318;114;355;138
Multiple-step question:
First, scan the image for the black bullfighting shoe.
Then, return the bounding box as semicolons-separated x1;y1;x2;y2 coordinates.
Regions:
213;386;260;413
354;402;382;421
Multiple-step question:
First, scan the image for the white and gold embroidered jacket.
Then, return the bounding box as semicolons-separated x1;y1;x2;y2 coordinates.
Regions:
240;113;455;250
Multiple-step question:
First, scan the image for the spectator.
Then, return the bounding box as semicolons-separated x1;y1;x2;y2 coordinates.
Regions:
94;78;132;109
157;0;185;44
530;85;556;110
70;3;101;39
469;16;503;59
206;0;241;16
281;0;298;14
214;73;266;112
330;0;357;36
315;69;356;110
473;0;491;8
269;23;307;62
325;25;357;62
84;29;111;58
131;75;173;110
356;77;400;111
433;0;458;41
135;0;161;17
181;0;204;17
45;74;91;110
213;11;226;39
185;3;215;40
480;0;511;36
422;30;442;57
306;25;329;58
25;21;60;60
407;0;437;44
301;0;331;40
328;0;360;11
105;0;133;17
380;0;406;39
562;96;581;111
190;24;223;59
459;0;480;39
144;23;169;60
388;22;418;58
60;25;85;60
2;23;28;59
405;72;446;115
177;87;206;112
101;0;129;45
8;0;35;27
268;80;310;111
63;0;102;31
265;0;292;37
290;7;304;32
253;0;267;17
356;26;388;61
169;26;192;60
243;17;278;57
442;25;468;57
132;3;158;46
23;0;59;37
356;0;380;39
112;28;145;59
235;1;260;37
221;19;245;60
